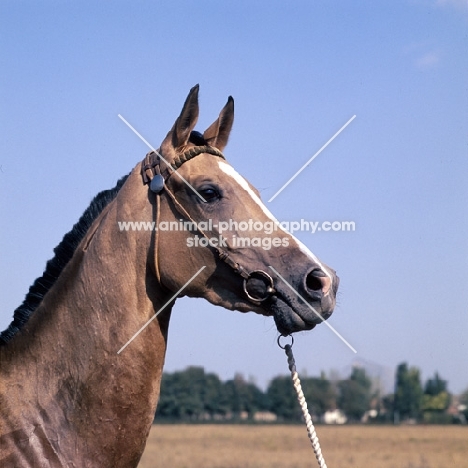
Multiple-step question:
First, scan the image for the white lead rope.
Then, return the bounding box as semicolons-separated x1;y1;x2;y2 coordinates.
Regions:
278;335;328;468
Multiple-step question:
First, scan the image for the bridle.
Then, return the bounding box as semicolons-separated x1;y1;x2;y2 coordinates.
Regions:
141;146;276;305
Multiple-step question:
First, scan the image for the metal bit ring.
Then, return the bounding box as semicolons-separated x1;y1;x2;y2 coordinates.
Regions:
243;270;276;303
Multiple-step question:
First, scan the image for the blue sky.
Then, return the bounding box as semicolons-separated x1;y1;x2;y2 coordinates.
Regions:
1;1;467;393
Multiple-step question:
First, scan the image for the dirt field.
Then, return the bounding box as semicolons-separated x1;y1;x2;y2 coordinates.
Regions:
138;424;468;468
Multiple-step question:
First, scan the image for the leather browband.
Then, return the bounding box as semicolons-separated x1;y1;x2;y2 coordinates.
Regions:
141;145;225;185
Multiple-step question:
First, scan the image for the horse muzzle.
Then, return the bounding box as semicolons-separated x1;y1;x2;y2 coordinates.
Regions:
268;267;339;335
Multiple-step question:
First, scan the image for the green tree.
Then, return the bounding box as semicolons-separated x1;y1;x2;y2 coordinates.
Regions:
394;363;423;421
421;392;450;412
421;372;450;423
267;375;299;420
380;393;395;422
267;373;335;421
223;373;268;419
459;387;468;422
337;367;372;420
156;366;227;420
302;374;336;416
424;372;448;396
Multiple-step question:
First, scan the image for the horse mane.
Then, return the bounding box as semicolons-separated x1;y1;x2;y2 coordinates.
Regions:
0;174;129;345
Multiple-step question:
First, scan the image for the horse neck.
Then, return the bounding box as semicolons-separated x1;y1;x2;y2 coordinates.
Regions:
1;169;172;466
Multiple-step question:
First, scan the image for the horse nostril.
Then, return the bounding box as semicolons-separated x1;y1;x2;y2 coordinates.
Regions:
306;272;323;291
306;269;331;296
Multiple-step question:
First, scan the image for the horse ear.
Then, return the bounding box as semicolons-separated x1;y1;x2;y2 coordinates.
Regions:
173;84;200;149
203;96;234;151
163;84;200;153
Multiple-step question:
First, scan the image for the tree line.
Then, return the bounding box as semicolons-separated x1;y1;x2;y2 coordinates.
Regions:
155;363;468;424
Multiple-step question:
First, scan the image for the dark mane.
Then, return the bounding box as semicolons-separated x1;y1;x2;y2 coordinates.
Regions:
0;174;129;345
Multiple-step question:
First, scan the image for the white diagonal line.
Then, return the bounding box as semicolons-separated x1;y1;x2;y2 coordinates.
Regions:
117;114;207;203
118;113;156;149
269;266;357;353
268;115;356;202
117;266;206;354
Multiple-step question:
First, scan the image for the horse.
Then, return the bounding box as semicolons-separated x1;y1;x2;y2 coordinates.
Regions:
0;85;338;467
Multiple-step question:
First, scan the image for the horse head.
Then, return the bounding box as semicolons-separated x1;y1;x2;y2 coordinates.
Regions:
145;85;339;335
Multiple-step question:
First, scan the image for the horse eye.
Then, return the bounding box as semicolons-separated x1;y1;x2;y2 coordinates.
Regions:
199;188;219;202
